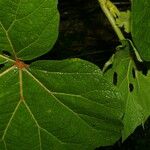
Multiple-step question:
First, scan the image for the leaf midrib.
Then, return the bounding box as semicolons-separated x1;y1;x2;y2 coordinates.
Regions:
0;22;16;58
32;68;101;75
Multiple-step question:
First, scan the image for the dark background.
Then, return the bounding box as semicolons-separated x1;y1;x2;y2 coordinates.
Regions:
44;0;150;149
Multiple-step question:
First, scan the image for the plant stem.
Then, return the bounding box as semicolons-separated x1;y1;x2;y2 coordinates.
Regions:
98;0;125;41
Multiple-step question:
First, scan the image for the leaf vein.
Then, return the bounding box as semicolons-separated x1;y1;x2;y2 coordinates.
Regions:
2;101;21;140
16;15;56;55
0;66;15;78
0;22;16;57
23;101;63;146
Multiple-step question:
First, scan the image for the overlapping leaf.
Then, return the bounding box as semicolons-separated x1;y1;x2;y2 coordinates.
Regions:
132;0;150;61
104;45;150;140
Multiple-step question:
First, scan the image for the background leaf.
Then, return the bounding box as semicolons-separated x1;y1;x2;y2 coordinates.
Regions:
104;44;150;140
0;0;59;60
0;58;124;150
131;0;150;61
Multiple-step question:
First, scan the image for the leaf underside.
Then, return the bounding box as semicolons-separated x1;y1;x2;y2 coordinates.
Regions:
104;45;150;140
132;0;150;61
0;0;124;150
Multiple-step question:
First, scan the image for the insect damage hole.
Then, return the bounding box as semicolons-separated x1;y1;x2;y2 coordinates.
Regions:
113;72;118;86
132;68;136;79
129;83;134;92
142;66;148;76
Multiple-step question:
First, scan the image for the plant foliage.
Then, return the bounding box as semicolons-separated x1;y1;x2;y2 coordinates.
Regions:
101;0;150;143
0;0;125;149
104;42;150;140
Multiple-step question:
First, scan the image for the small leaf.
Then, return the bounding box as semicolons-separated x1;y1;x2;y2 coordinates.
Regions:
0;58;124;150
0;0;59;60
116;10;131;33
104;45;150;140
132;0;150;61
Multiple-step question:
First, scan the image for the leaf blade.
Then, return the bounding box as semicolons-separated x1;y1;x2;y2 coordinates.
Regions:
0;0;59;60
104;46;150;140
0;58;124;149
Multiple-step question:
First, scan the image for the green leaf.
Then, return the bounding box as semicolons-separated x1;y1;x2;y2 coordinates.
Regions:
104;44;150;140
0;57;124;150
0;1;124;149
0;0;59;60
116;10;131;33
132;0;150;61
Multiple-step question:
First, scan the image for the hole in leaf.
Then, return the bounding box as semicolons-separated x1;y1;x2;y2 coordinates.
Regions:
2;50;11;56
113;72;118;86
129;83;134;92
142;66;148;76
0;64;5;70
132;68;136;79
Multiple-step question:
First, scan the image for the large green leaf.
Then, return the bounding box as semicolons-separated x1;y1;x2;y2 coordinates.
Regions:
0;1;125;149
132;0;150;61
104;44;150;140
0;57;124;150
0;0;59;60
